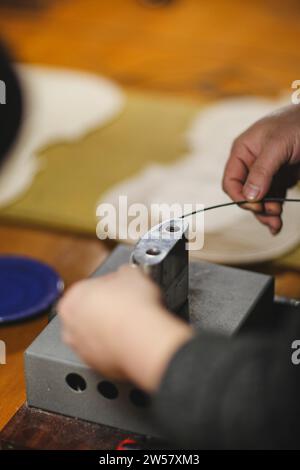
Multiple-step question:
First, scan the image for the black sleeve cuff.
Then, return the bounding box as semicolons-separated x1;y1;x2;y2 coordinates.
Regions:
152;332;231;448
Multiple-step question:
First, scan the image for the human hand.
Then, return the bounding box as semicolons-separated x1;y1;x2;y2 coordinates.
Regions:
58;265;193;392
223;104;300;234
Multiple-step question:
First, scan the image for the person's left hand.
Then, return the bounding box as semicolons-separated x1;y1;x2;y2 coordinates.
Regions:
58;265;193;392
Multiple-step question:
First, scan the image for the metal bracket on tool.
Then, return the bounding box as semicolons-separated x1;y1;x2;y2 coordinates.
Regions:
131;218;189;315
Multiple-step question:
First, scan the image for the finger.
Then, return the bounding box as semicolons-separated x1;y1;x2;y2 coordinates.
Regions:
239;201;265;213
119;263;139;272
263;201;283;216
263;184;286;216
223;140;255;202
254;213;283;235
243;140;287;201
118;263;144;278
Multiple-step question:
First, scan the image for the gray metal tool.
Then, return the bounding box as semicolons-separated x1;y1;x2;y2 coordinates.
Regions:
25;222;274;436
131;218;189;315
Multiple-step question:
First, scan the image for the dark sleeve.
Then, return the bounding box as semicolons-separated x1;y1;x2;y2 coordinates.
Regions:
153;316;300;449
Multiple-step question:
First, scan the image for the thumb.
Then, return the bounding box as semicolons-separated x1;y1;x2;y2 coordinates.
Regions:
243;142;286;201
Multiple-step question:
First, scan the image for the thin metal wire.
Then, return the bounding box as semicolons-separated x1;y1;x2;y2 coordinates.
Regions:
180;198;300;219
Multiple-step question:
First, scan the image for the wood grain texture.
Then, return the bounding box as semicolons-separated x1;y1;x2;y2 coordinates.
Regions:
0;404;146;450
0;224;109;430
1;0;300;98
0;0;300;433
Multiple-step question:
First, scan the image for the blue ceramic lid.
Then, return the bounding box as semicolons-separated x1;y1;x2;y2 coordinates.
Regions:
0;255;64;324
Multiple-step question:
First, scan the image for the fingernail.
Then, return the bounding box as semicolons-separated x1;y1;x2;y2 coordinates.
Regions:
243;183;260;201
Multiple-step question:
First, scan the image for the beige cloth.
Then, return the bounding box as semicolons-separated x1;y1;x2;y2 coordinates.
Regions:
0;65;124;208
99;96;300;264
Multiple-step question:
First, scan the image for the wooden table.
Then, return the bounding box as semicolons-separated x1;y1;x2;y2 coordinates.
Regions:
0;0;300;432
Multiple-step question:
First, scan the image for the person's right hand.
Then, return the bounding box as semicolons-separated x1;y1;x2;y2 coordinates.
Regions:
222;104;300;234
59;265;192;392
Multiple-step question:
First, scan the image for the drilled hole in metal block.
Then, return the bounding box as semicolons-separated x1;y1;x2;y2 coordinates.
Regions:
146;247;161;256
66;373;86;393
165;223;180;232
129;388;151;408
98;381;119;400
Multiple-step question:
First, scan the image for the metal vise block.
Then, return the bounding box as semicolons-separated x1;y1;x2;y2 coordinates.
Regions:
25;244;274;436
131;218;189;314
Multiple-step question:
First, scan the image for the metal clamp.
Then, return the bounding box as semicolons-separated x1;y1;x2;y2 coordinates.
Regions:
131;218;189;316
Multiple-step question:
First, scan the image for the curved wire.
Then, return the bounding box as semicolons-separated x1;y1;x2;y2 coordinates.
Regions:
180;198;300;219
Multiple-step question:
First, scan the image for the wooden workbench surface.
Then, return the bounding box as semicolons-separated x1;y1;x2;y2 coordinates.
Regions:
0;0;300;431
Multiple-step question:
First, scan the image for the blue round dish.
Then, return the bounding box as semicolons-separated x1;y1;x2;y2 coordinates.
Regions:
0;255;64;324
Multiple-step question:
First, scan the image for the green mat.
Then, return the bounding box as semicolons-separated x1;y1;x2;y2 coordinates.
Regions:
0;92;200;233
0;91;299;269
